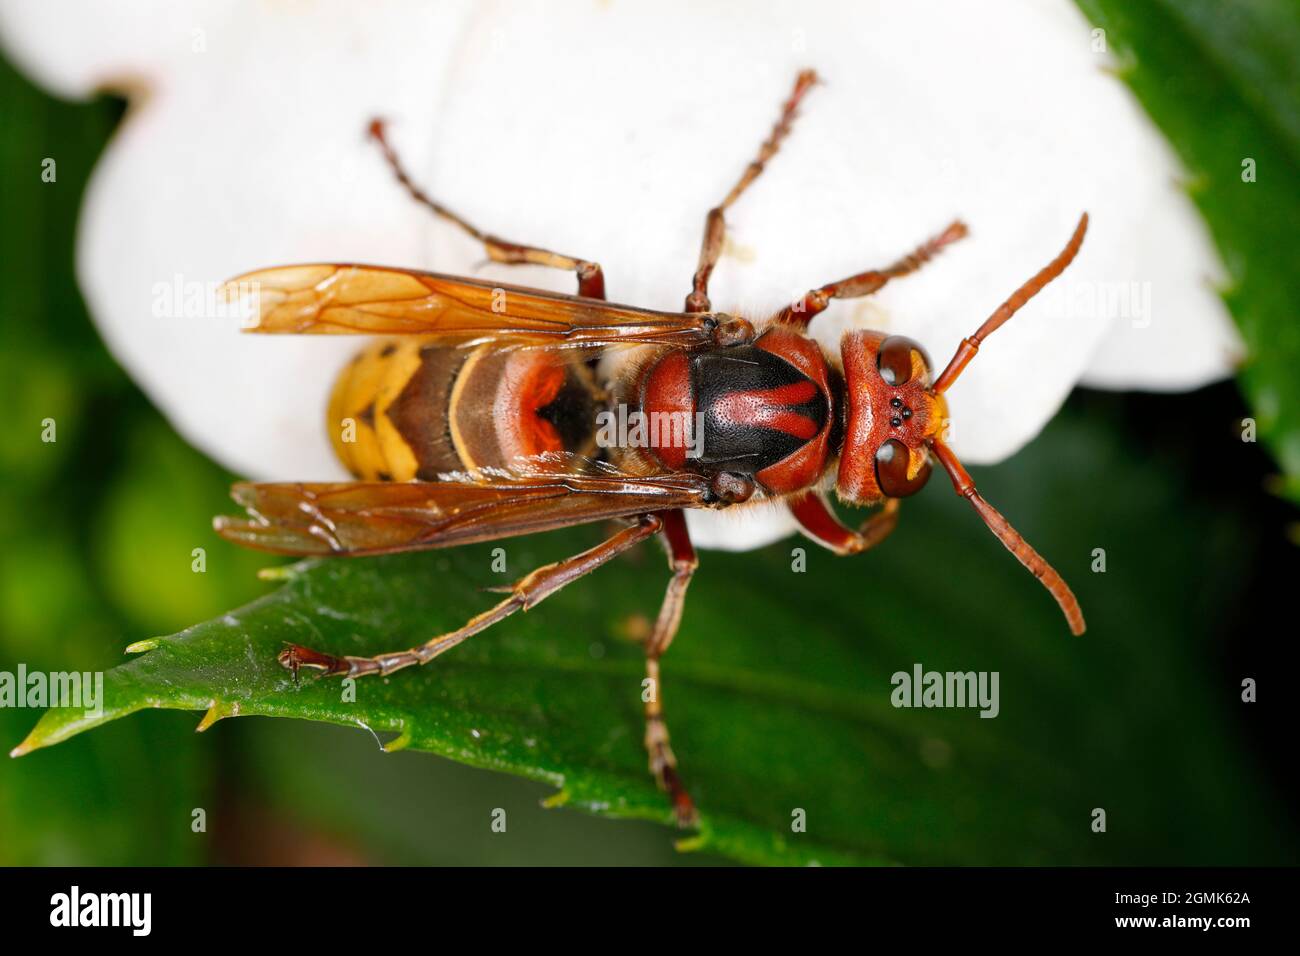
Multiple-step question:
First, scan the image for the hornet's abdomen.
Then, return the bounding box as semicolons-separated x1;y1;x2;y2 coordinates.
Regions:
328;339;600;481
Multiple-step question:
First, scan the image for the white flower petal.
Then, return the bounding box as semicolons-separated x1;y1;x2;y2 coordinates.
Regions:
686;502;801;555
3;0;477;480
1077;177;1244;390
0;0;203;98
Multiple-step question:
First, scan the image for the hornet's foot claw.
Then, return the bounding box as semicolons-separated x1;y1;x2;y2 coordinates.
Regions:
277;643;348;679
660;763;700;829
648;733;698;829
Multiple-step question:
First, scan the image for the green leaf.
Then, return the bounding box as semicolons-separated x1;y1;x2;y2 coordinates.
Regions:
14;407;1295;866
1074;0;1300;504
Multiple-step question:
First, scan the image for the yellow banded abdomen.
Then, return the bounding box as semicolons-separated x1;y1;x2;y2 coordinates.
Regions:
327;339;601;482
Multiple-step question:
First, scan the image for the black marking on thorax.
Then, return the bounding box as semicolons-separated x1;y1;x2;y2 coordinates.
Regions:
690;345;827;474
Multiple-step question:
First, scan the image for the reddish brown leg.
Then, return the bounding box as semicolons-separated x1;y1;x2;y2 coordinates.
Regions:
279;514;663;680
788;491;900;555
643;509;699;827
369;120;606;299
685;70;819;312
776;220;969;328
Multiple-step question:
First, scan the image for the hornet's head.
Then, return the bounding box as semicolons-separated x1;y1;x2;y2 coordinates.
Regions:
836;213;1091;635
836;331;947;502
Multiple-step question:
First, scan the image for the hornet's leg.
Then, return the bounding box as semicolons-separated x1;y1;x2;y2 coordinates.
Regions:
776;221;968;328
788;491;900;555
685;70;819;312
369;120;606;299
279;514;663;679
643;509;699;827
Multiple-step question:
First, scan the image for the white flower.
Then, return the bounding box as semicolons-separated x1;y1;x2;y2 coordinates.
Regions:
0;0;1241;550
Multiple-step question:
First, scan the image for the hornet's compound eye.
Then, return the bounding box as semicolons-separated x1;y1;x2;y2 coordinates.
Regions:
876;335;929;387
874;438;932;498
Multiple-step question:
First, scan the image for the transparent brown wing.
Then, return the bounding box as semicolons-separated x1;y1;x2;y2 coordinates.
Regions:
213;471;715;556
225;264;716;348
